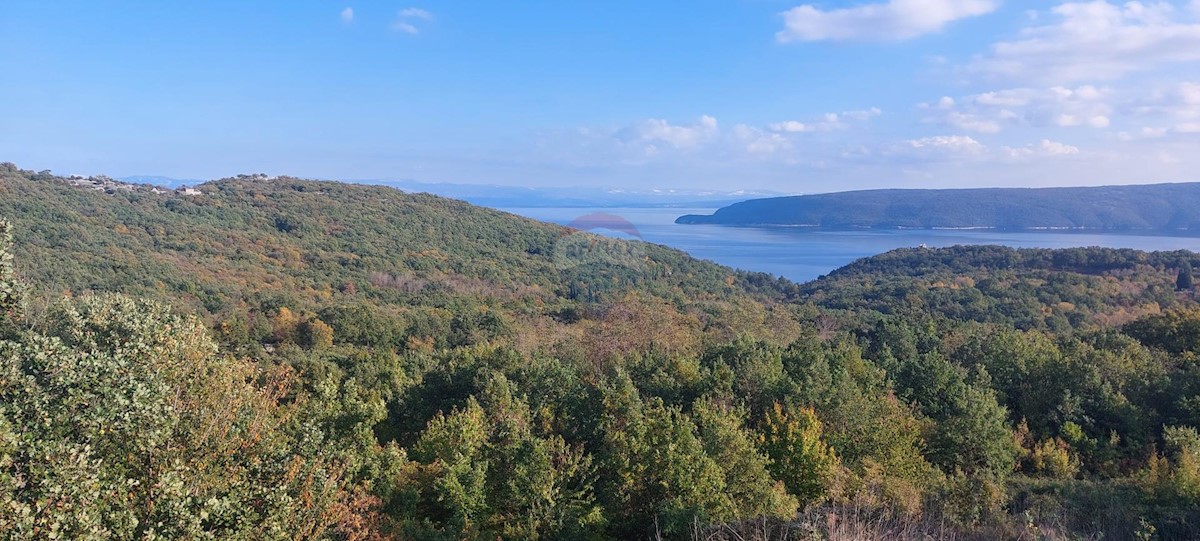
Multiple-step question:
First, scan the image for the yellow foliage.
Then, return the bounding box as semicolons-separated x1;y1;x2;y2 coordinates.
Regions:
272;306;302;344
305;319;335;350
1030;438;1079;479
407;335;435;353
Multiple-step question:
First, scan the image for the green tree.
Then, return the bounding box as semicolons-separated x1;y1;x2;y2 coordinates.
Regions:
693;400;798;518
401;398;491;538
928;382;1019;478
756;402;839;505
0;294;362;540
399;382;604;541
592;371;732;539
784;338;940;513
1178;261;1194;292
0;220;21;337
1143;426;1200;505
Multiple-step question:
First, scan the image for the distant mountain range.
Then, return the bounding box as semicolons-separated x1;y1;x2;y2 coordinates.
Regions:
118;175;789;208
353;180;790;208
676;183;1200;233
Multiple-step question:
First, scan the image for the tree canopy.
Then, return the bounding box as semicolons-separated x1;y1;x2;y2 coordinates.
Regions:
3;165;1200;539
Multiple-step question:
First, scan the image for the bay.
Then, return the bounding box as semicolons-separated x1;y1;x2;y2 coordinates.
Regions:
499;207;1200;283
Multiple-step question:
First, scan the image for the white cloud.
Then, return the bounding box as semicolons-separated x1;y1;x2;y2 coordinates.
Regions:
571;109;884;163
545;105;1200;189
769;108;881;133
1040;139;1082;155
341;7;354;24
1057;113;1111;128
1127;81;1200;133
1118;126;1171;139
906;135;986;154
393;22;420;34
974;92;1025;107
973;1;1200;83
734;125;793;155
945;111;1004;133
926;85;1112;132
770;121;814;133
778;0;1000;42
1003;139;1082;159
888;135;1083;164
842;107;884;120
691;108;882;156
1182;82;1200;106
1104;81;1200;137
1137;81;1200;118
393;7;433;34
399;8;434;20
630;116;719;150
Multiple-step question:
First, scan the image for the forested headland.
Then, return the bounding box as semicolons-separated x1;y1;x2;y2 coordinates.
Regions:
3;163;1200;540
677;183;1200;232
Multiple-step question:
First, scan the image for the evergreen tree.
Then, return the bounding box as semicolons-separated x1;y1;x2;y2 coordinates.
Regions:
1178;261;1194;292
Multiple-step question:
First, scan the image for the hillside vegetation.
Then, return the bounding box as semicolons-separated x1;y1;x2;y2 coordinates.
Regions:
0;164;803;359
3;164;1200;540
677;183;1200;231
803;245;1200;331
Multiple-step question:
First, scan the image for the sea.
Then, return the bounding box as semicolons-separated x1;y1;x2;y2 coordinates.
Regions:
499;207;1200;283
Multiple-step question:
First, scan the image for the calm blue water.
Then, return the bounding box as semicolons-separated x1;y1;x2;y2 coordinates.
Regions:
500;207;1200;283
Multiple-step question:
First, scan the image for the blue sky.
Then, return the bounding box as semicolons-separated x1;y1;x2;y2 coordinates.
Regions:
2;1;1200;192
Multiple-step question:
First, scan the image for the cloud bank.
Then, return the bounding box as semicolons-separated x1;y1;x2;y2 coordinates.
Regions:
973;1;1200;83
778;0;1000;42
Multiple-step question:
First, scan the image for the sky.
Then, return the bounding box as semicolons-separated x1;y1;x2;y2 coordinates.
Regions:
2;0;1200;192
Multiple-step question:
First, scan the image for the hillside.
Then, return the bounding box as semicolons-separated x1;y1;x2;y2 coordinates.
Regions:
0;164;802;357
676;183;1200;231
802;244;1200;331
5;163;1200;540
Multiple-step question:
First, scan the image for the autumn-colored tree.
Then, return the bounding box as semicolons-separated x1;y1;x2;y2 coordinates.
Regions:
1141;426;1200;506
303;318;336;350
757;402;840;505
0;221;21;334
0;294;366;540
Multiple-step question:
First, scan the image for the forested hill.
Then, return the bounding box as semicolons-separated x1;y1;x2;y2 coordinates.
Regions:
802;244;1200;331
6;162;1200;539
0;163;802;356
676;182;1200;231
0;164;800;307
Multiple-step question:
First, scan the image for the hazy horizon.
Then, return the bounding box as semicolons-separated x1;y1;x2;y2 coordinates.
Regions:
4;1;1200;192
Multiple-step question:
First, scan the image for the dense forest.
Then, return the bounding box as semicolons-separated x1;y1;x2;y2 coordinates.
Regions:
676;183;1200;232
3;163;1200;540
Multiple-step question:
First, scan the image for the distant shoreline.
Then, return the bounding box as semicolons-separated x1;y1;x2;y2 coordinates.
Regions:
673;220;1200;237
